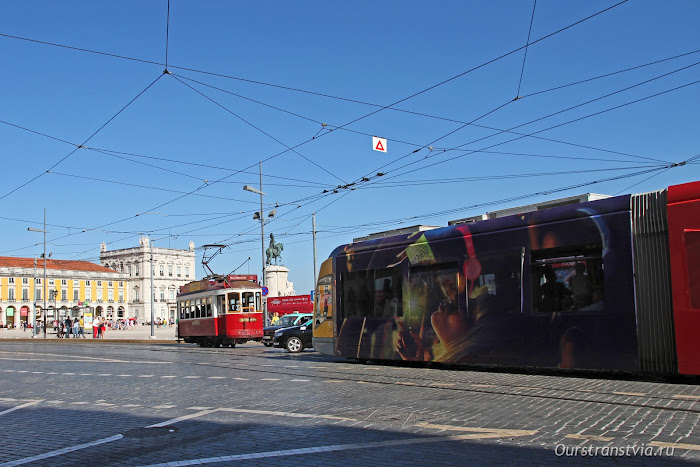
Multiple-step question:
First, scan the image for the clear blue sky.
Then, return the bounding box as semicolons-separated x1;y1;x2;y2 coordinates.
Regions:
1;0;699;294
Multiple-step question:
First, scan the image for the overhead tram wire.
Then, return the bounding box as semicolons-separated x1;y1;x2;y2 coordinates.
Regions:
0;73;165;201
169;74;348;185
0;1;633;252
0;1;631;164
515;0;537;98
0;0;629;116
368;77;700;185
352;54;700;188
356;65;700;187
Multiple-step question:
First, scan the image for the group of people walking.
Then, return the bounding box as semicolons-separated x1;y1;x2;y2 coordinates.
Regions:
55;316;106;338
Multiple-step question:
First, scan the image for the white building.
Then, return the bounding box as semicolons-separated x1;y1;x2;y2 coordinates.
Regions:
99;237;196;323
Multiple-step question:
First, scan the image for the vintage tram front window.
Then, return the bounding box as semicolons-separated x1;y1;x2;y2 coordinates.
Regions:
255;292;261;311
228;292;240;313
242;292;255;311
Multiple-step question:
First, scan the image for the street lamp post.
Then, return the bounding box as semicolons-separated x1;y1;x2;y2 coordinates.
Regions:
243;161;267;325
150;237;155;339
27;208;48;338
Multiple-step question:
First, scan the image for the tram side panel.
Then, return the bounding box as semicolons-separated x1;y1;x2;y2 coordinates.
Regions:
667;180;700;376
333;195;640;372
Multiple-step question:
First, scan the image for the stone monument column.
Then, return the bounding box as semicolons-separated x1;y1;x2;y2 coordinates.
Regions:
264;265;295;297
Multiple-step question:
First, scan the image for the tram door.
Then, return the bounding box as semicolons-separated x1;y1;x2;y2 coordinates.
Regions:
667;180;700;375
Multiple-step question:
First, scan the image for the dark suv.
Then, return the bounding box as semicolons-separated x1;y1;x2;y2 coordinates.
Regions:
262;313;312;347
273;319;313;353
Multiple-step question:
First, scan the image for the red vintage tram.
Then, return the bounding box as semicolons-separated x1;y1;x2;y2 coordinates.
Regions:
176;274;263;347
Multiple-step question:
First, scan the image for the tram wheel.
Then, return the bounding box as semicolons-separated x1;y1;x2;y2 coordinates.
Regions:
285;337;303;353
230;342;236;348
213;342;221;348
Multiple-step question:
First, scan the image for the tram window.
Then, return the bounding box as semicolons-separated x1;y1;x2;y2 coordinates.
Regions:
228;293;240;313
531;247;604;313
341;268;402;319
255;292;261;311
217;296;225;316
206;297;213;317
194;299;201;318
408;264;459;322
184;300;190;319
467;251;521;316
243;292;255;311
685;231;700;308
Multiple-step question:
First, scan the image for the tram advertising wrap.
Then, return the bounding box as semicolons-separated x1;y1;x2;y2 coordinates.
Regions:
314;180;700;376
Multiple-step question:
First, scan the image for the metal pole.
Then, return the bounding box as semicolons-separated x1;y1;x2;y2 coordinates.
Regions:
312;212;317;291
150;237;155;339
259;161;267;326
42;208;47;338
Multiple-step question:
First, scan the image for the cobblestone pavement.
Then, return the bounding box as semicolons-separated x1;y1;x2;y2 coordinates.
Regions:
0;325;176;341
0;341;698;466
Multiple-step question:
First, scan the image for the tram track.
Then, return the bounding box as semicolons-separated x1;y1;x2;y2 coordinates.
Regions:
141;345;700;415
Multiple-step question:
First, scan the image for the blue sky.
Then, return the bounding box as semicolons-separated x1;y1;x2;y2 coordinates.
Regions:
1;0;699;294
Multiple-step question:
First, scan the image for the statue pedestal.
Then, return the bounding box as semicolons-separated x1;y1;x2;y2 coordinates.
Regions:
265;265;295;297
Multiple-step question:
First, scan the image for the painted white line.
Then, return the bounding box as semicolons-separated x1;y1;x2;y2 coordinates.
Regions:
187;406;213;410
153;405;176;409
79;373;92;376
63;373;75;375
161;375;176;378
117;374;132;377
290;379;310;382
46;372;58;375
16;371;29;373
137;429;535;467
208;376;225;379
183;376;200;379
123;404;142;408
232;377;248;380
139;375;155;378
0;401;41;416
98;373;112;376
218;408;351;421
71;402;89;405
30;372;43;374
146;409;218;428
260;378;279;381
0;434;123;467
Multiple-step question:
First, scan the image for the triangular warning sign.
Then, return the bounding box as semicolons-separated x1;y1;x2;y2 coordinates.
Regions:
372;136;387;152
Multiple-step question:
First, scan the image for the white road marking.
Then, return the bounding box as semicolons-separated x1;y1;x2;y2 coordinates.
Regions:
260;378;279;381
566;434;614;442
117;374;132;377
98;373;112;376
0;434;123;467
146;409;218;428
137;428;536;467
79;373;92;376
30;371;43;374
139;375;155;378
290;379;310;382
0;401;42;416
232;377;248;380
183;376;200;379
71;402;89;405
161;375;176;378
187;406;213;410
16;371;29;373
153;405;176;409
208;376;225;379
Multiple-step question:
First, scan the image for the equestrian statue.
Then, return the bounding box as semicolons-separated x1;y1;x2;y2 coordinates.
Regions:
266;233;284;265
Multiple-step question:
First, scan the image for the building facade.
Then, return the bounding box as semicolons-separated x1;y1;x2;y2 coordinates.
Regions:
99;237;196;323
0;257;126;327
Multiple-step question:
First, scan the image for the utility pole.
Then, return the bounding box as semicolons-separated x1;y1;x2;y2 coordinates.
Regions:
312;212;318;291
27;208;48;338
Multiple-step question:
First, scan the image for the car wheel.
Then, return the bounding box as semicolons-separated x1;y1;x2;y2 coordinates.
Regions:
286;336;303;353
263;343;273;347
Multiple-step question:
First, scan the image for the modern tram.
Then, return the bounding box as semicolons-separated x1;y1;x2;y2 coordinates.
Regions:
176;274;263;347
312;179;700;376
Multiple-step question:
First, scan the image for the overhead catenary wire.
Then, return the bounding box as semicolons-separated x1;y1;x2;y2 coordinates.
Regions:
516;0;537;98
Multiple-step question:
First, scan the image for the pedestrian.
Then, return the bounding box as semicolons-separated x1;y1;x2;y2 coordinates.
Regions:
64;316;73;338
93;318;98;338
78;315;85;338
98;319;104;339
72;318;80;338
